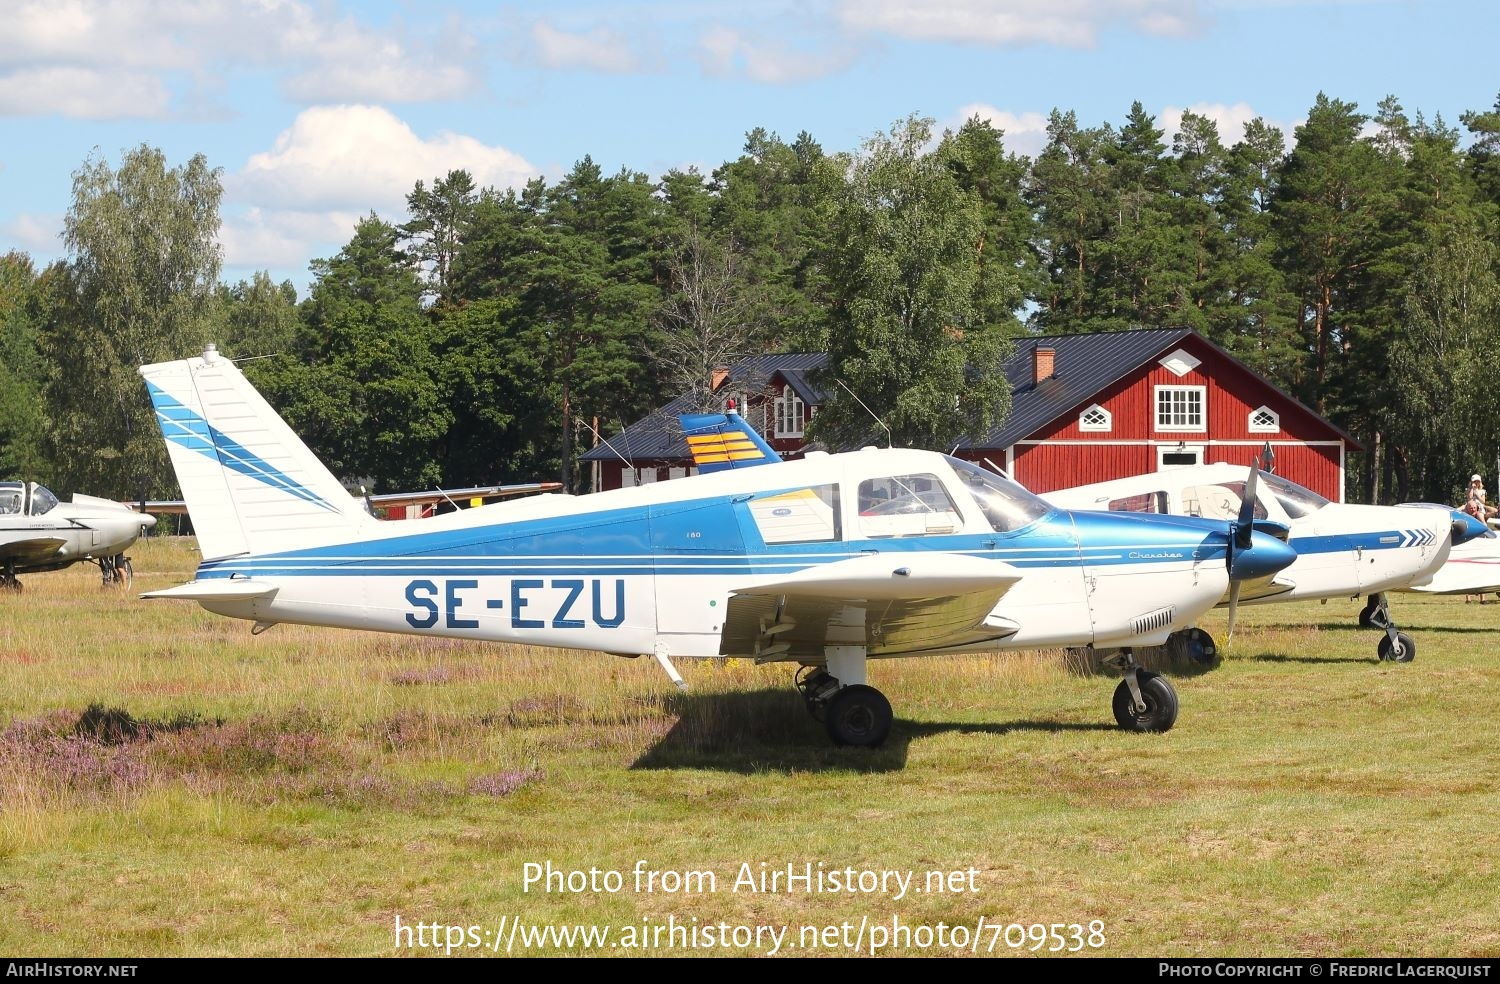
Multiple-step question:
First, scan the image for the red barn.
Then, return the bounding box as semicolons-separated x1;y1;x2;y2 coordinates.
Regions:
581;329;1360;501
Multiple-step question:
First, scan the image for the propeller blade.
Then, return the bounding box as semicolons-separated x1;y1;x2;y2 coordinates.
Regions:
1226;581;1241;645
1234;463;1260;550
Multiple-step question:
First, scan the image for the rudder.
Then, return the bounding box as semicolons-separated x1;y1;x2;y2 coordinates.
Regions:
140;345;376;560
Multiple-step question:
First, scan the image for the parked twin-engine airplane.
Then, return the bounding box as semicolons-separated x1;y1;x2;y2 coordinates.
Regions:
1046;463;1486;663
0;481;157;589
138;345;1296;747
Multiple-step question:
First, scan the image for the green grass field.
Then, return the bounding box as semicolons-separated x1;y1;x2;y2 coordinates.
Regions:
1;537;1496;957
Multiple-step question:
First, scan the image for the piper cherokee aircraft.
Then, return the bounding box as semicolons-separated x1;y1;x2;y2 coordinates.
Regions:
0;481;157;590
1046;464;1486;664
138;345;1296;747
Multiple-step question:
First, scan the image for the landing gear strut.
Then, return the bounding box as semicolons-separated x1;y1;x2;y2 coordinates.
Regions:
1362;593;1415;663
1;558;19;592
795;666;893;748
1103;648;1179;732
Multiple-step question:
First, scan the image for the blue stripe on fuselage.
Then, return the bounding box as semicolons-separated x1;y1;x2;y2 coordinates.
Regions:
190;491;1241;581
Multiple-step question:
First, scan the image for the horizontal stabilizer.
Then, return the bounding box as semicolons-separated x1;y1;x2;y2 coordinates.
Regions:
142;579;279;601
679;410;780;473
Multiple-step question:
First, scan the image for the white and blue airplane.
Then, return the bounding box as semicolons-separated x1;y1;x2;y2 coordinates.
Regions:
138;346;1297;747
1046;463;1487;663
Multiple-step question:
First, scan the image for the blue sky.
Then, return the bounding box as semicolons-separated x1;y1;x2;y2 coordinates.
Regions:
2;0;1495;295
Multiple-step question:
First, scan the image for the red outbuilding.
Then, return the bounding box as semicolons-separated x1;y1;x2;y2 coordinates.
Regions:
581;328;1360;501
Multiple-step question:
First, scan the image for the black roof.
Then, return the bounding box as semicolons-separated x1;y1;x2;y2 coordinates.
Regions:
581;329;1355;462
580;353;828;462
958;327;1193;450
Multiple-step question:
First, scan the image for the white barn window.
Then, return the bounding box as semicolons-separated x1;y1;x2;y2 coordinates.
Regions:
1079;404;1112;432
1249;406;1280;433
1155;385;1206;431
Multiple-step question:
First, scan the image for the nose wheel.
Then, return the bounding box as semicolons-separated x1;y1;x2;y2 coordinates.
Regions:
1362;594;1415;662
1103;649;1179;732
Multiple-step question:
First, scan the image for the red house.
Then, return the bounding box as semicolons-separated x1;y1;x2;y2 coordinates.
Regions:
582;329;1360;501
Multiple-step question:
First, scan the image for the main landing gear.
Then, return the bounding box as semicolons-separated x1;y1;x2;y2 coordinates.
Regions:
793;644;1183;747
1359;593;1415;663
1;559;19;592
797;667;894;748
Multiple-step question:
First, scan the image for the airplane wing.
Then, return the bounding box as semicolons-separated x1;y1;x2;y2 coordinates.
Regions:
125;483;561;516
0;536;68;565
720;553;1024;660
122;500;189;514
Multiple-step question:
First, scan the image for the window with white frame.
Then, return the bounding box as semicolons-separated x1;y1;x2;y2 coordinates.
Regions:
1155;385;1206;431
1079;404;1112;432
1248;406;1279;433
774;388;806;438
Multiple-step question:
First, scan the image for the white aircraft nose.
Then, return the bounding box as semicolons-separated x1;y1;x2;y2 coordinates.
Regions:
141;512;158;530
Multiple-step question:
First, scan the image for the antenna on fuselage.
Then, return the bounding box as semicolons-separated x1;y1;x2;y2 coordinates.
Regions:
835;379;892;449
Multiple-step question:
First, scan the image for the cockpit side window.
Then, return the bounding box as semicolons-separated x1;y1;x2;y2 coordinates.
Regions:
747;485;841;544
0;483;22;516
857;473;962;537
1108;491;1169;514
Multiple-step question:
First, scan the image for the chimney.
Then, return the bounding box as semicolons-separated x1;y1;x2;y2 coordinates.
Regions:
1033;346;1055;384
711;367;730;392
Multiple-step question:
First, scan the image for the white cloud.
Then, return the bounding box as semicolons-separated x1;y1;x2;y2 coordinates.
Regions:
532;20;641;73
2;212;65;256
218;206;364;274
229;104;537;213
696;26;855;84
0;67;171;119
836;0;1206;47
947;104;1052;158
0;0;481;119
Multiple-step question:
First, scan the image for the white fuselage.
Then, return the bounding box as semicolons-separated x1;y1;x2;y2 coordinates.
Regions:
1046;464;1454;606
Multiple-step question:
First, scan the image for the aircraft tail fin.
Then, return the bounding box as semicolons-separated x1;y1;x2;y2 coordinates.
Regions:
679;408;781;473
139;346;377;560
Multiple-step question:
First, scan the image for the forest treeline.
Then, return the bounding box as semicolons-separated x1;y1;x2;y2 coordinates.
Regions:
2;92;1498;506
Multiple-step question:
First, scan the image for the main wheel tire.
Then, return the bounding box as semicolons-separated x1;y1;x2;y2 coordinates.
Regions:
823;685;893;748
1176;627;1219;667
1112;671;1179;733
1378;632;1416;663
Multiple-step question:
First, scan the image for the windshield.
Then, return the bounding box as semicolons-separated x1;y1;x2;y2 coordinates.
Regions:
1260;473;1328;519
945;456;1052;532
29;484;58;516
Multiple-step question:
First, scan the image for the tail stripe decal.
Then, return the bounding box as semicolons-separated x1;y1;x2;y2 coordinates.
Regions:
147;382;340;514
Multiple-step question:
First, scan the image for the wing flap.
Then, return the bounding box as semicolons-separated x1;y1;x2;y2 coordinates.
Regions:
721;553;1022;659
